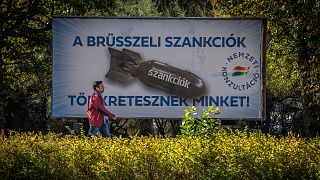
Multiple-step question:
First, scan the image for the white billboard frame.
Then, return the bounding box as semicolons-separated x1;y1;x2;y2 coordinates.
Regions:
52;16;267;121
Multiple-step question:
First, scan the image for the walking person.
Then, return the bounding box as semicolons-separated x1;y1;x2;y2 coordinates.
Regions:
87;81;117;137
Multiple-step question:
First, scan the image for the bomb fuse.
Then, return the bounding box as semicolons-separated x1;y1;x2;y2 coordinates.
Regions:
106;48;206;98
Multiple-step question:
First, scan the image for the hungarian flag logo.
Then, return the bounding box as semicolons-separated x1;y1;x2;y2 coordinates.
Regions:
232;66;250;77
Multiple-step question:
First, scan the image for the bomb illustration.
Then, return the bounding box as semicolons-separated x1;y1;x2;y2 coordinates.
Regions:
106;48;206;98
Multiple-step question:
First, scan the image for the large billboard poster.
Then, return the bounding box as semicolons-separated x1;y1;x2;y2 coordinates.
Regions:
52;17;266;119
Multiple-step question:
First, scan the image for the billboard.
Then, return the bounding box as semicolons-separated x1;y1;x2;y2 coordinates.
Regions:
52;17;266;119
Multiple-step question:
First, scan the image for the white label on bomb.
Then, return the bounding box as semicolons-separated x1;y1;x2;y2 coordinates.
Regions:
147;69;191;89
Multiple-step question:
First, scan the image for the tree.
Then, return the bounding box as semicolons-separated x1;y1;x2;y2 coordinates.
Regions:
211;0;320;137
0;0;52;130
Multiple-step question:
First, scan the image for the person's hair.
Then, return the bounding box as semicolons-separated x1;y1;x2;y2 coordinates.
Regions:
93;81;103;90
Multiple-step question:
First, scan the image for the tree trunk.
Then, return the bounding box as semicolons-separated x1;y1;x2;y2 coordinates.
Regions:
138;119;155;136
297;30;314;138
0;46;6;129
154;119;167;136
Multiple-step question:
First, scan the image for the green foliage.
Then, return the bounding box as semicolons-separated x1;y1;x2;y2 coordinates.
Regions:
1;131;320;179
211;0;308;98
53;0;160;17
211;0;320;136
155;0;212;17
160;0;186;17
53;0;116;16
112;0;160;16
1;0;52;130
180;106;220;139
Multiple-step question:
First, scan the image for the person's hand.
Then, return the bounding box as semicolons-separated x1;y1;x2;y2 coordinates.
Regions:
109;113;117;121
111;116;117;121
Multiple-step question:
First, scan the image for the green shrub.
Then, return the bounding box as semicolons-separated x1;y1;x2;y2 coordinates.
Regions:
180;106;220;139
1;130;320;179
